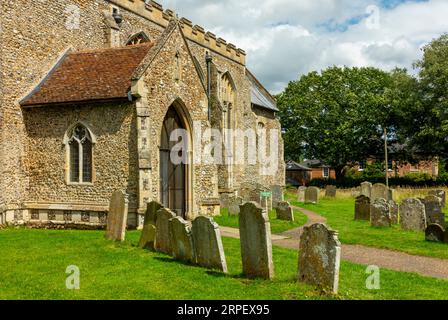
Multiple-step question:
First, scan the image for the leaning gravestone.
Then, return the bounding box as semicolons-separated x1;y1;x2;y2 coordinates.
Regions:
275;201;294;222
105;191;128;242
354;195;370;221
325;185;337;198
399;198;426;231
388;200;399;225
239;202;274;279
305;187;319;204
424;195;445;227
169;216;195;263
360;182;372;198
155;208;176;255
298;223;341;294
429;190;446;208
271;185;283;207
228;196;243;216
425;224;445;243
370;198;391;227
139;201;163;250
297;186;307;203
371;183;389;201
192;216;227;272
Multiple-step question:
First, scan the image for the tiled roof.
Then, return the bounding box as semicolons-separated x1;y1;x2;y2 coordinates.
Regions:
286;160;312;171
246;69;279;112
20;43;154;107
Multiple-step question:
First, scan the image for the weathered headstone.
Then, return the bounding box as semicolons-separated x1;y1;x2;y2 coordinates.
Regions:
325;185;337;198
271;185;283;207
370;198;391;227
155;208;176;255
169;216;195;263
388;188;395;201
424;195;445;226
192;216;227;272
305;187;319;204
351;187;361;198
275;201;294;221
105;191;128;242
138;201;163;250
219;193;231;209
297;186;307;203
360;182;372;198
400;198;426;231
298;223;341;294
388;200;399;225
429;190;446;208
354;195;370;221
239;202;274;279
425;223;445;243
371;183;389;201
228;196;243;216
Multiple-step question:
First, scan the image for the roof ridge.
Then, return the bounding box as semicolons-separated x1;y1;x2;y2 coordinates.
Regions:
71;43;153;55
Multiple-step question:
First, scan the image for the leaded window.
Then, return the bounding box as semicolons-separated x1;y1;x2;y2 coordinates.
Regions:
68;124;93;183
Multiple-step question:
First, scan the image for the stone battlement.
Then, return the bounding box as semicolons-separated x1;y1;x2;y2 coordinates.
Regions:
108;0;246;65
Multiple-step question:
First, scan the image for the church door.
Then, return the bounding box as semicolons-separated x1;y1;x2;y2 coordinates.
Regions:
160;105;187;218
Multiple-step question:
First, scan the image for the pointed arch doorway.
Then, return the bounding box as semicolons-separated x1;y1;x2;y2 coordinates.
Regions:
159;103;191;218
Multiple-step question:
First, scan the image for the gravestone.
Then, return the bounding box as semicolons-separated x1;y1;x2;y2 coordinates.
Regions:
371;183;389;201
271;185;283;207
105;191;128;242
275;201;294;222
138;201;163;250
297;187;307;203
228;196;243;216
429;190;446;208
354;195;370;221
425;224;445;243
388;188;395;201
388;200;399;225
169;216;195;263
219;193;231;209
399;198;426;231
325;185;337;198
370;198;391;227
351;187;361;198
155;208;176;255
298;223;341;294
360;182;372;198
305;187;319;204
192;216;227;272
424;195;445;226
239;202;274;279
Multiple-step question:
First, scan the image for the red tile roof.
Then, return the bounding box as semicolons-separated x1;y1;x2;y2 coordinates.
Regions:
21;43;154;107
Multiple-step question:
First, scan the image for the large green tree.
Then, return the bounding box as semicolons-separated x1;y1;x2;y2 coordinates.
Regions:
277;66;397;180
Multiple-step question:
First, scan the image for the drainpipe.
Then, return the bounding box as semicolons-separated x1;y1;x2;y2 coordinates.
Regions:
206;52;213;121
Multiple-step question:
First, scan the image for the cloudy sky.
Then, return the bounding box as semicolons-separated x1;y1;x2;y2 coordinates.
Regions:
161;0;448;93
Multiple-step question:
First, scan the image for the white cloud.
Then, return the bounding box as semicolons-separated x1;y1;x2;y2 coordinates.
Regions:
161;0;448;93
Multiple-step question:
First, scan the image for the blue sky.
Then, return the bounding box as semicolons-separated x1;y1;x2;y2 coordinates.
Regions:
161;0;447;93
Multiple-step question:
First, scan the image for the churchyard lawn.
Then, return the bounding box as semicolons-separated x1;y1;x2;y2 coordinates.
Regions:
215;208;308;234
285;192;448;260
1;228;448;300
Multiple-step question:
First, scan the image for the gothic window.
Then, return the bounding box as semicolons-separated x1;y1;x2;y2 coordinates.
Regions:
67;124;94;183
126;31;150;46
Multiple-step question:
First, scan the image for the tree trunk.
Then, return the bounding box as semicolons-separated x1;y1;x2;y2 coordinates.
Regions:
335;165;346;182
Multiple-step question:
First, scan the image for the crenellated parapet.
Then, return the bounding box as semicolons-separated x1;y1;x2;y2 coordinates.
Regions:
108;0;246;65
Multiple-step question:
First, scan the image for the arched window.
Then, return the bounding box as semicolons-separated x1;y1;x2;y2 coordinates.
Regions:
67;124;94;183
126;31;150;46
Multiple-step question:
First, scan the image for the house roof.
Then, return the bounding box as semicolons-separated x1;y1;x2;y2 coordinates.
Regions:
20;43;154;107
301;159;331;168
286;160;312;171
246;69;278;112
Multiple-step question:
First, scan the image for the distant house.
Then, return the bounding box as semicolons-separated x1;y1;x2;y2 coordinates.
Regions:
285;159;335;186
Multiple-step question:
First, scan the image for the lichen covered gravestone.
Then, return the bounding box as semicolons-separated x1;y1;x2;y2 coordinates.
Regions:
297;187;306;203
325;185;337;198
192;216;227;272
275;201;294;222
399;198;426;231
298;223;341;294
169;216;195;263
305;187;319;204
370;198;391;227
155;208;176;255
388;200;399;224
354;195;370;221
271;185;284;207
105;190;128;242
425;224;445;243
371;183;389;201
239;202;274;279
360;182;372;198
429;190;446;208
228;196;243;216
138;201;163;250
424;195;445;226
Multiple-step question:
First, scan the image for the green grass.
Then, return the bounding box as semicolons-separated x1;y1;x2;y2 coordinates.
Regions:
1;228;448;299
285;192;448;260
214;208;308;234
